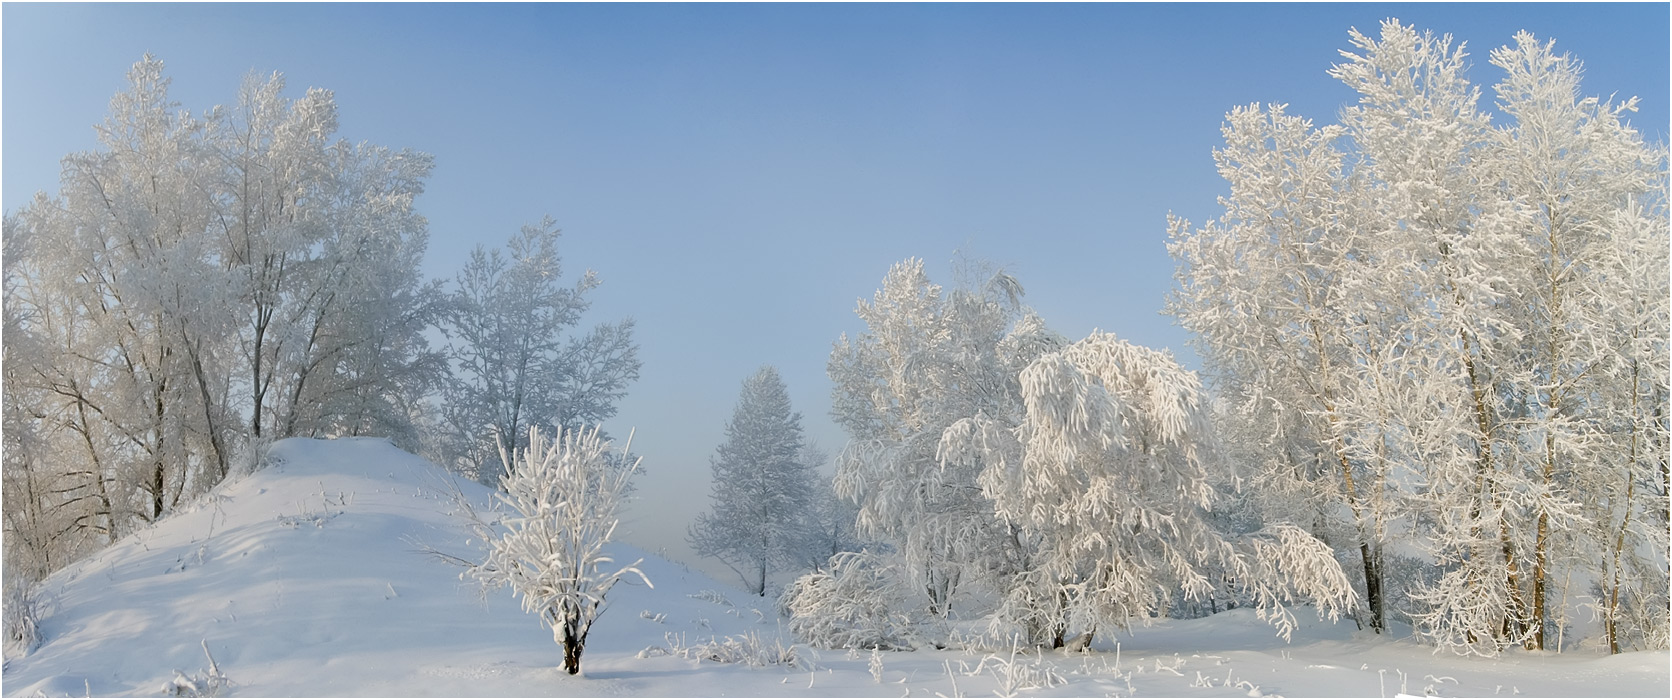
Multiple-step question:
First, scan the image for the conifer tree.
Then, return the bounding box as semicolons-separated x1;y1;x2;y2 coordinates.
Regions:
689;366;818;596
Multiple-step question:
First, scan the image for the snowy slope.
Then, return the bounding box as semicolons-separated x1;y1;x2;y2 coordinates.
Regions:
3;437;775;697
4;437;1667;697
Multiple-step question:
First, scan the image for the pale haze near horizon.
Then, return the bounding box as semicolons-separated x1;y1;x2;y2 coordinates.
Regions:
4;2;1667;586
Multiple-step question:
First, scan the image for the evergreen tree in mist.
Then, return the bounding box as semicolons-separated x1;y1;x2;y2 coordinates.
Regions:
689;366;819;596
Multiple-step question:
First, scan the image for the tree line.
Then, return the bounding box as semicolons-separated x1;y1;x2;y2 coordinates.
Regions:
760;21;1667;657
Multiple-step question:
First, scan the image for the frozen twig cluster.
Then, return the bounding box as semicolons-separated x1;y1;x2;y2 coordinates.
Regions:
161;641;229;698
638;630;816;670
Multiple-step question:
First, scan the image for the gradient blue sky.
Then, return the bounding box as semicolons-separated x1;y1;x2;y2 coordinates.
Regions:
5;3;1667;577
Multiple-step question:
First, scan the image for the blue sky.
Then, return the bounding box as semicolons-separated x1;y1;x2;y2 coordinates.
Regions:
5;3;1667;577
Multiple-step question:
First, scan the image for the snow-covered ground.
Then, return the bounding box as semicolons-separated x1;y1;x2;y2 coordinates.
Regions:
4;438;1666;697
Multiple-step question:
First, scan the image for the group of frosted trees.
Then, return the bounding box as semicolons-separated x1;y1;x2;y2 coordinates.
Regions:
785;259;1354;651
1169;21;1667;655
786;22;1667;657
4;18;1665;666
2;57;639;584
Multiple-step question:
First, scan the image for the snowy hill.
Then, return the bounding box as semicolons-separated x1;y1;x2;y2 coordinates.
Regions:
5;438;1667;697
3;438;780;697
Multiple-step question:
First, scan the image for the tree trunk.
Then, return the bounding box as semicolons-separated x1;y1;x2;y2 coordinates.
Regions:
1608;355;1645;654
562;634;583;675
1499;514;1526;644
1532;440;1554;650
1360;542;1384;633
560;617;587;675
925;566;957;617
1329;444;1384;633
71;398;117;543
252;315;265;438
152;373;169;521
183;320;231;482
1309;319;1384;634
1458;333;1529;645
1529;206;1567;652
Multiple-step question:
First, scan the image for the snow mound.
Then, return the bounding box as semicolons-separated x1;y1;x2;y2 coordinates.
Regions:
2;438;768;697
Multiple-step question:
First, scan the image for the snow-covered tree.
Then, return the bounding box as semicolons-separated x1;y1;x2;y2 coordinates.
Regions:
465;426;648;675
963;332;1355;644
688;366;818;596
1479;30;1668;653
1165;96;1400;633
233;129;446;449
437;220;640;483
204;70;338;442
830;259;1062;616
1588;184;1672;652
0;216;85;581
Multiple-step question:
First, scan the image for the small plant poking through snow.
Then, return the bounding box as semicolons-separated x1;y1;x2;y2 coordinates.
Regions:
974;635;1066;698
162;641;230;697
688;589;733;607
2;576;42;658
639;631;815;670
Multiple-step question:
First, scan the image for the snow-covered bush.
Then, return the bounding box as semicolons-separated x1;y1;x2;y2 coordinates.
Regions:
779;551;914;650
687;589;733;607
228;435;276;480
465;425;648;675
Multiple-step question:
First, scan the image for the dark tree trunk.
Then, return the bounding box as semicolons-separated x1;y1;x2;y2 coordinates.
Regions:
562;627;586;675
1360;542;1384;633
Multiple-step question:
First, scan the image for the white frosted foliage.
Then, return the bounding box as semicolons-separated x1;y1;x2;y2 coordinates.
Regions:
466;426;648;675
984;332;1353;640
830;258;1062;616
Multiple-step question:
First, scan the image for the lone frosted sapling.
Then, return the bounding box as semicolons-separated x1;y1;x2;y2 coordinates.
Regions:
465;426;648;675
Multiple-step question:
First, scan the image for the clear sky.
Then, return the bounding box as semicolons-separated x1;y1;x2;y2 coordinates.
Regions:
5;2;1667;581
